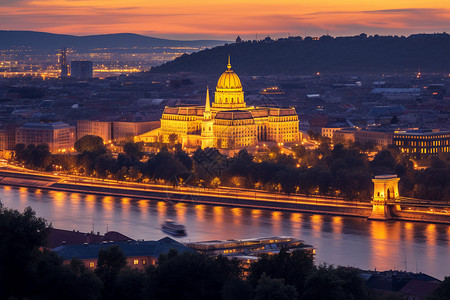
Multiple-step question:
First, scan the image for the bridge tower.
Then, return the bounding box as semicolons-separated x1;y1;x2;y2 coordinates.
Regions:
369;175;400;220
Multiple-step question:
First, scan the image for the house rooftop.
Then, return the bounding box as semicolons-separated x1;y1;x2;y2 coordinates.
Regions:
53;237;195;260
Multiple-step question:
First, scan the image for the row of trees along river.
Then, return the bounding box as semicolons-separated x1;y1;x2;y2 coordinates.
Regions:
13;134;450;201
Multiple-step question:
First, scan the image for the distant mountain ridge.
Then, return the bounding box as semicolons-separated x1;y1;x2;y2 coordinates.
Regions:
151;33;450;74
0;31;228;49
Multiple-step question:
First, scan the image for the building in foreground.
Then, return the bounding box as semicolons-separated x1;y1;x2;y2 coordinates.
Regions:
15;122;76;153
186;236;311;257
53;237;194;270
136;57;300;151
47;228;133;249
186;236;313;278
362;270;440;300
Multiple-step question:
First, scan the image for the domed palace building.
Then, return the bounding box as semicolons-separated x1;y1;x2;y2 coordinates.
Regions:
135;57;300;153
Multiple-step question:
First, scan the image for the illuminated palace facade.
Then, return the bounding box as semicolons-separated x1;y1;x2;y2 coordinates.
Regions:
136;59;300;150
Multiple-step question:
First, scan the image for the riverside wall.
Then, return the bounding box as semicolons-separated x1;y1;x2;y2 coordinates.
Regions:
1;171;450;224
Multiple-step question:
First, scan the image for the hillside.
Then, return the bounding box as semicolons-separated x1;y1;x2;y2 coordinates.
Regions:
0;31;228;50
151;33;450;75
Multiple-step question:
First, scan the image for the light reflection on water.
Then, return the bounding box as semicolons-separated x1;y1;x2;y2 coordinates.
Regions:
1;185;450;279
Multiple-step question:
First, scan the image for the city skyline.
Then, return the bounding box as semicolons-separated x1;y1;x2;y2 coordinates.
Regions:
1;0;450;39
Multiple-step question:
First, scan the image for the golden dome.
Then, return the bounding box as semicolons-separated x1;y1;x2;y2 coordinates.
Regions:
216;57;242;90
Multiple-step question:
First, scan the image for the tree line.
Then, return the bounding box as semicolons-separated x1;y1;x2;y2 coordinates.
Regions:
13;134;450;201
151;33;450;74
4;204;450;300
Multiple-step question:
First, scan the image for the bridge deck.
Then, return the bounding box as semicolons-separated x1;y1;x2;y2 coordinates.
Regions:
387;197;450;209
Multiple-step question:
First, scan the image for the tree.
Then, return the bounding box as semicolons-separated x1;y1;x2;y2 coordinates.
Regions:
334;266;369;299
0;205;104;299
303;265;346;299
151;250;240;300
221;278;253;300
211;177;221;188
146;148;188;184
0;204;51;299
112;268;148;300
248;249;314;296
123;142;143;160
14;143;26;162
68;258;102;300
292;144;307;159
430;276;450;300
302;265;370;300
168;133;179;146
94;154;117;179
34;250;102;300
254;273;297;300
31;144;52;170
175;149;193;170
96;245;127;299
371;150;396;174
75;135;105;153
96;245;127;276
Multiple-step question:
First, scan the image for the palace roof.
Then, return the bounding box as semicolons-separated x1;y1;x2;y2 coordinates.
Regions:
163;106;204;116
215;110;253;120
268;108;297;116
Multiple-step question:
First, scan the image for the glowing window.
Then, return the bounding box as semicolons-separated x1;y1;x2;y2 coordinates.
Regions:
89;262;95;268
134;259;139;265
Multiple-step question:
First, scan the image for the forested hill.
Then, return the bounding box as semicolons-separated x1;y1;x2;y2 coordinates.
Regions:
151;33;450;75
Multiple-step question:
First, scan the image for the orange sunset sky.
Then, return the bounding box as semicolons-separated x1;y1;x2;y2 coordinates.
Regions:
1;0;450;39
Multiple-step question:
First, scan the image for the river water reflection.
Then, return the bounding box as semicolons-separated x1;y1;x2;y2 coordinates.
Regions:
1;185;449;279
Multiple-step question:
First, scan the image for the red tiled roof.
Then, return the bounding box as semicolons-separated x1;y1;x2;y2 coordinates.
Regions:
47;228;134;249
399;279;440;297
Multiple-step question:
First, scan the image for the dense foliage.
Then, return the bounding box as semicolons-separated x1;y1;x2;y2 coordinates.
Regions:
2;205;450;300
151;33;450;75
430;276;450;300
13;137;450;201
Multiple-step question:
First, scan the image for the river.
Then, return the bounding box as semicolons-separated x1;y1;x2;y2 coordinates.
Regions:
1;185;449;279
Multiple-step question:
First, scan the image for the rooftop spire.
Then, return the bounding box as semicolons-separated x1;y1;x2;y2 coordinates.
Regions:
205;86;210;112
227;54;231;70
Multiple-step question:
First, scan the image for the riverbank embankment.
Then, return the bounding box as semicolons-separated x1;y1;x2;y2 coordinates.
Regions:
1;170;450;224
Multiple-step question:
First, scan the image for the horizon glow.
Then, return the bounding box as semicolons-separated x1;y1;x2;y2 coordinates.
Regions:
1;0;450;40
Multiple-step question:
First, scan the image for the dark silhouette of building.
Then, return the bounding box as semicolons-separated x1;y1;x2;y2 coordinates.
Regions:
54;237;195;270
236;36;242;43
70;60;93;79
59;47;68;78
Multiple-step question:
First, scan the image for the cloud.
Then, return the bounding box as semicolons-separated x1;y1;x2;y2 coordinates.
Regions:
1;1;450;39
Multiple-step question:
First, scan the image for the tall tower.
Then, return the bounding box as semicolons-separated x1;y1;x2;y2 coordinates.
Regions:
212;55;246;109
201;87;214;148
59;47;69;78
369;174;400;220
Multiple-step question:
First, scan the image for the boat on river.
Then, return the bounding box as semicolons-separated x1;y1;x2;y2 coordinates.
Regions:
161;220;186;236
